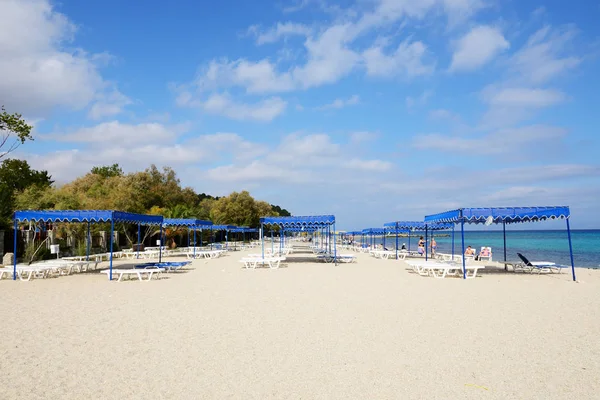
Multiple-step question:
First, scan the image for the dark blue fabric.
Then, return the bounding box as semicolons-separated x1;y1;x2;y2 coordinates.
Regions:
425;206;570;224
383;221;453;230
211;225;237;230
362;228;386;234
163;218;213;227
14;210;163;225
260;215;335;227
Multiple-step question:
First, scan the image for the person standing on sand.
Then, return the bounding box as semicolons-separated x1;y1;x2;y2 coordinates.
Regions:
418;236;425;256
430;237;437;256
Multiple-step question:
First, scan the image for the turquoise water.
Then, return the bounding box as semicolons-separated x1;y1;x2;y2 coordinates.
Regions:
373;230;600;268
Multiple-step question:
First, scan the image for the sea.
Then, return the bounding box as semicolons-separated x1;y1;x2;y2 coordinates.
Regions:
368;230;600;268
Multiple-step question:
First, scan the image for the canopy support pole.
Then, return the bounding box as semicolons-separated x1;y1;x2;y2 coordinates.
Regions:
137;223;141;259
460;219;466;280
261;223;264;259
210;227;213;250
395;223;399;260
503;221;507;271
159;224;163;263
109;219;114;281
271;228;274;253
451;225;455;261
86;222;90;262
408;231;411;253
425;225;428;261
383;229;386;250
567;218;576;282
13;218;17;280
333;222;337;265
193;228;197;258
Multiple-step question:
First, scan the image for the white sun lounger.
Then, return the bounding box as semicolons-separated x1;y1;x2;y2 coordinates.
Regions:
405;260;485;279
239;257;285;269
100;267;165;281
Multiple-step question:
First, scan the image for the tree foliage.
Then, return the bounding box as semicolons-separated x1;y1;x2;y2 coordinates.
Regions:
0;159;53;228
1;106;33;160
12;164;290;230
91;164;123;178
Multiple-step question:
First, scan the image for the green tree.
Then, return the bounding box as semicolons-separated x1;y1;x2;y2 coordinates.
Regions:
1;106;33;160
271;204;291;217
210;191;279;227
0;159;53;228
91;163;124;178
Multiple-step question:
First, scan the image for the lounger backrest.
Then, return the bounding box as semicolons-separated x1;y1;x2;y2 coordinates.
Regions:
517;253;532;266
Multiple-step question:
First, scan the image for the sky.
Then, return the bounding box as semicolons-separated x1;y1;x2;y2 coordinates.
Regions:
1;0;599;230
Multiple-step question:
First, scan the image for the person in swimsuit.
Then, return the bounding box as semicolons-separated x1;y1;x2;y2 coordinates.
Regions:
418;236;425;255
465;246;475;256
430;237;437;256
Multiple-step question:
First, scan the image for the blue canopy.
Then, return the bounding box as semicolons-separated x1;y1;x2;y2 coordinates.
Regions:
229;227;257;233
362;228;386;235
383;220;453;230
12;209;164;282
163;218;213;227
423;206;575;281
260;215;335;227
14;210;163;225
283;226;320;232
424;206;570;224
211;225;236;231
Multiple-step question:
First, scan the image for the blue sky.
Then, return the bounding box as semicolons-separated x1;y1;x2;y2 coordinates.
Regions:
1;0;599;229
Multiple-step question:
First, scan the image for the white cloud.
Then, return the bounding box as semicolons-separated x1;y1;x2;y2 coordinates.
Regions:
449;25;510;72
177;0;482;108
510;25;581;84
484;87;566;108
363;40;434;78
24;123;266;183
177;92;287;122
88;89;133;120
414;125;567;154
249;22;311;45
317;95;360;110
406;90;433;108
43;120;188;145
0;0;126;117
349;131;378;143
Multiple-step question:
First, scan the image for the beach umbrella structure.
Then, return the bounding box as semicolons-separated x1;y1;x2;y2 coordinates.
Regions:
383;221;453;260
229;226;258;249
12;210;163;281
162;218;213;258
211;225;237;250
361;228;387;250
424;206;575;281
259;215;336;263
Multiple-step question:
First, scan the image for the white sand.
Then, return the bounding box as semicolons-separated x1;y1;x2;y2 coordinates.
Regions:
1;247;600;399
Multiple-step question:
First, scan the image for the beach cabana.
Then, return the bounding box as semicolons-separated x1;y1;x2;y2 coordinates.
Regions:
383;221;454;260
362;228;387;249
211;225;236;249
162;218;213;257
12;210;163;280
260;215;336;262
424;206;575;281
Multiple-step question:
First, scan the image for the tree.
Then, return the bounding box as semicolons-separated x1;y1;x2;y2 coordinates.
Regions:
271;204;291;217
210;191;279;227
0;106;33;160
0;159;54;228
91;164;123;178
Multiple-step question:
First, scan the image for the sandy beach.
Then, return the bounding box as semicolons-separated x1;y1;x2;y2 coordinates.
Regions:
2;245;600;399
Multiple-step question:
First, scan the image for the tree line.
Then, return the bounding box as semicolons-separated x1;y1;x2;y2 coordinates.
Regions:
0;105;291;231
